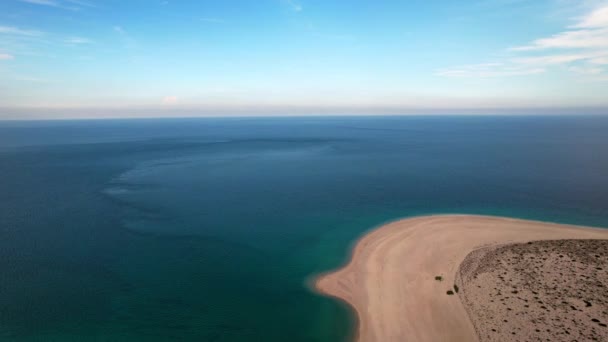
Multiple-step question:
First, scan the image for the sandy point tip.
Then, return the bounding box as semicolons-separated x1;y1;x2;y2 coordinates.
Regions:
314;214;608;342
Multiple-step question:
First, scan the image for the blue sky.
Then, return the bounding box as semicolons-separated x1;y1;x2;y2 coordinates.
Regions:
1;0;608;118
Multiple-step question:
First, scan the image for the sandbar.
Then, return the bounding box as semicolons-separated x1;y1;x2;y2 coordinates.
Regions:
314;215;608;341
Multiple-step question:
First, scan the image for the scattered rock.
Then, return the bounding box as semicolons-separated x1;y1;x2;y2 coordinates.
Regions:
458;239;608;342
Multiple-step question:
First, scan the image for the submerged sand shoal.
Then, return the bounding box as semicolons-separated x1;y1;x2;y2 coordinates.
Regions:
314;215;608;342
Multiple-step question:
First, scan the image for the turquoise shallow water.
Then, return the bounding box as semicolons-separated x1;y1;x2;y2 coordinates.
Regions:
1;116;608;341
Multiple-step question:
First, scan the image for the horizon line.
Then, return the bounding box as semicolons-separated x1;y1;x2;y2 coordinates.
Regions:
1;106;608;121
0;107;608;122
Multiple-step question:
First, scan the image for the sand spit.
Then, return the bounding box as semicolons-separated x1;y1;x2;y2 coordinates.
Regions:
314;215;608;342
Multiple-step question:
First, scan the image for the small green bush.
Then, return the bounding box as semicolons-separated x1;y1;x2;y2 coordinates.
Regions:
447;290;454;295
435;276;443;281
454;285;459;293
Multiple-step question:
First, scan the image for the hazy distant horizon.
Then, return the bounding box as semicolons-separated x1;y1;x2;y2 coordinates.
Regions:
1;106;608;120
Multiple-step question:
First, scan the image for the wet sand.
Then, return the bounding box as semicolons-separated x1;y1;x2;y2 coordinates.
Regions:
314;215;608;342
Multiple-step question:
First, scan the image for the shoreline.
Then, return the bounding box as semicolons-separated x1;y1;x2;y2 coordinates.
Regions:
313;214;608;342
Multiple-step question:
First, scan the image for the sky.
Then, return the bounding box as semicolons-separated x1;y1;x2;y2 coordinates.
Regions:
1;0;608;118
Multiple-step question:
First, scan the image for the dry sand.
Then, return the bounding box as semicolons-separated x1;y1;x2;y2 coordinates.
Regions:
314;215;608;342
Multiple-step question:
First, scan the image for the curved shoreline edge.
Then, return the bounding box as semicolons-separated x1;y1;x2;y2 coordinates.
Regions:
313;214;608;342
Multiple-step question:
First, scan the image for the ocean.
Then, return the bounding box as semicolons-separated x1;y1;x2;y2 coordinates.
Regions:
1;115;607;341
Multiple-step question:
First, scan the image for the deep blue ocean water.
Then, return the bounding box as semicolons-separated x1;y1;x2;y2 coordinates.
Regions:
1;116;607;341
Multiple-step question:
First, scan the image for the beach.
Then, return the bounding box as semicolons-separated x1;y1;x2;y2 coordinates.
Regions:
315;215;608;341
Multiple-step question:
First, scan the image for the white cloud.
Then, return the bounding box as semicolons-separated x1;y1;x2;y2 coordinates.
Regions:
511;28;608;50
440;50;608;78
284;0;303;12
0;25;43;36
512;5;608;50
513;53;598;65
64;37;92;44
590;56;608;64
439;4;608;80
574;5;608;28
162;96;179;105
437;63;545;78
568;65;604;75
20;0;60;6
19;0;94;10
0;53;14;60
111;25;138;50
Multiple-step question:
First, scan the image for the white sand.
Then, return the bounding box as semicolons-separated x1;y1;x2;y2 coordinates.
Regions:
315;215;608;342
